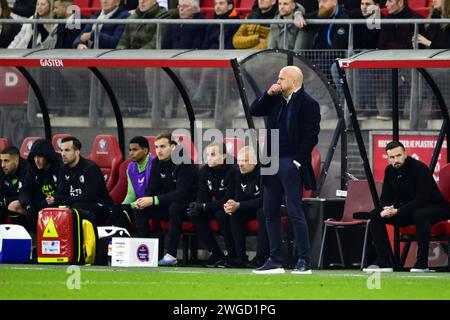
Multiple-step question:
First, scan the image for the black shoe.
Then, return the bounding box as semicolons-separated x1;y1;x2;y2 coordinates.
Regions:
292;259;312;274
204;252;225;268
248;256;266;269
216;254;238;268
252;258;285;274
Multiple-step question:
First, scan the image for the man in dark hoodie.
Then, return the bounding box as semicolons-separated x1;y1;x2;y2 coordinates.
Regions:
10;139;62;231
0;146;28;224
50;136;113;224
133;132;198;266
188;142;236;268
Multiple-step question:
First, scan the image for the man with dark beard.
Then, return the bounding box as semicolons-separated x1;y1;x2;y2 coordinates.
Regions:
294;0;350;49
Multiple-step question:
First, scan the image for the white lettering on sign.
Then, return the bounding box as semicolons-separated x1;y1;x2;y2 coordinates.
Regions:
39;59;64;67
5;72;18;87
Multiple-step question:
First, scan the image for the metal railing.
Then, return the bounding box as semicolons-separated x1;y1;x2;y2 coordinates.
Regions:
1;17;450;50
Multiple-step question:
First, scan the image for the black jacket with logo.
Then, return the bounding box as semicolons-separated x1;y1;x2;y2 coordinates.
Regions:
19;139;62;211
196;164;235;213
54;157;112;207
146;157;198;206
233;166;262;212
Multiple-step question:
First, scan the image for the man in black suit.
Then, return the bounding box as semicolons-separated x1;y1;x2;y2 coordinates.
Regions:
250;66;321;274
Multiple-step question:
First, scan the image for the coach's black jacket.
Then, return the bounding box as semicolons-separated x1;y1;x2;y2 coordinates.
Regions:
250;86;321;190
54;157;112;207
196;163;235;213
19;139;62;211
234;166;262;212
146;157;198;206
380;156;449;216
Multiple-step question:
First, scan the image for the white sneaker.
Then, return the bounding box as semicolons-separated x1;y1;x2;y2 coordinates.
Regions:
158;253;177;266
362;265;393;272
410;267;431;272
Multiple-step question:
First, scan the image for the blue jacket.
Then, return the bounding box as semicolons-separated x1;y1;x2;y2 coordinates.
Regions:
250;87;321;190
72;6;130;49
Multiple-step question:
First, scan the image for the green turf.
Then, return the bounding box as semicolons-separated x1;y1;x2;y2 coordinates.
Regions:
0;264;449;300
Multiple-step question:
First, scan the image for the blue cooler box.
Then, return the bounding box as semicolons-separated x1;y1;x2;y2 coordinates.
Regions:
0;224;32;263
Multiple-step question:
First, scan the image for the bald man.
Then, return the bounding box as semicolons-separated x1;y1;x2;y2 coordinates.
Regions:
250;66;321;274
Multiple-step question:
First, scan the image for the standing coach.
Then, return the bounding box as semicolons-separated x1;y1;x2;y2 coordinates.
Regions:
250;66;320;274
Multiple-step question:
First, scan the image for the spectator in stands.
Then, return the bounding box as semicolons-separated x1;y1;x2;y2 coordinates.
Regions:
117;0;170;49
190;0;240;117
351;0;382;119
295;0;350;50
110;136;153;228
188;142;236;268
378;0;423;49
268;0;311;50
162;0;206;49
364;141;450;272
0;0;21;48
352;0;380;49
11;0;37;19
232;0;277;49
416;0;450;49
9;139;62;232
73;0;129;49
201;0;240;49
133;132;198;266
51;136;113;224
224;146;269;268
0;146;28;224
375;0;422;120
250;66;320;274
8;0;55;49
45;0;82;49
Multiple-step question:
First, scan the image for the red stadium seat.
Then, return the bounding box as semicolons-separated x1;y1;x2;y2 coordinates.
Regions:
19;136;42;159
0;138;10;153
109;158;131;205
318;180;383;269
87;134;123;192
52;134;72;153
408;0;428;8
236;0;254;17
413;6;430;17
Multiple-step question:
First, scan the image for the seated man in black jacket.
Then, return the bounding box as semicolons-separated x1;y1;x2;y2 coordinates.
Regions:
50;136;113;224
0;146;28;224
8;139;62;232
134;132;198;266
364;140;450;272
224;146;269;268
188;142;235;267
